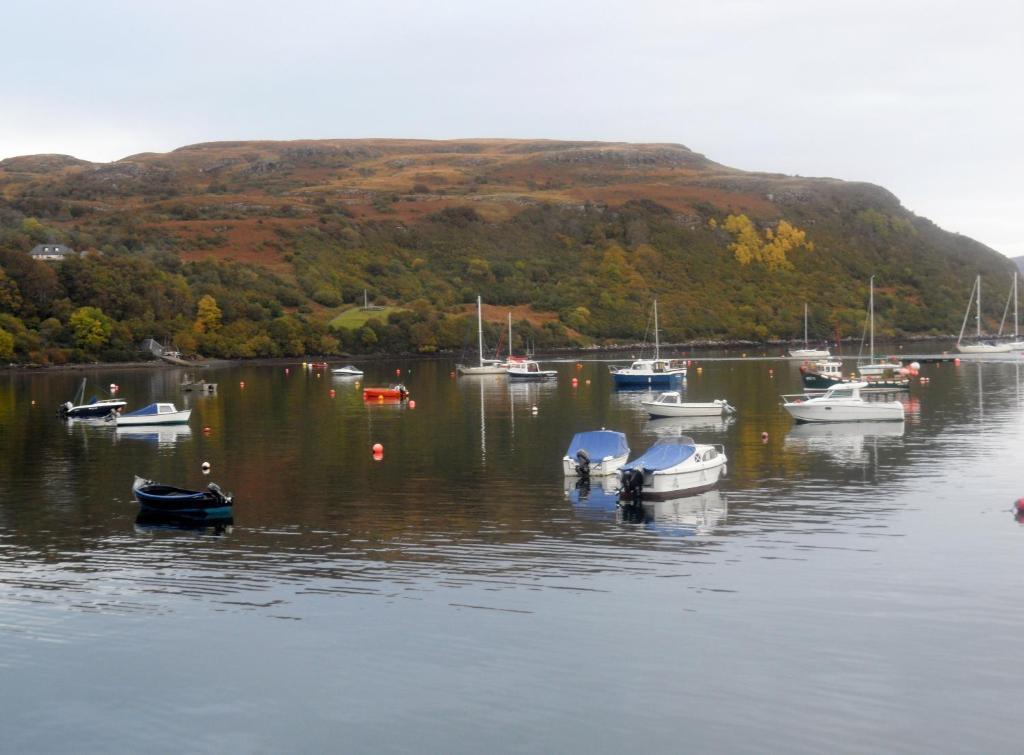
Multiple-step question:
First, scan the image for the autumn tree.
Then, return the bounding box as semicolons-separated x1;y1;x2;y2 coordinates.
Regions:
722;214;814;270
0;327;13;361
194;294;222;334
69;306;112;351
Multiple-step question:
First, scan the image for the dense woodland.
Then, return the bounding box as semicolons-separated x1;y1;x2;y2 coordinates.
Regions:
0;139;1015;364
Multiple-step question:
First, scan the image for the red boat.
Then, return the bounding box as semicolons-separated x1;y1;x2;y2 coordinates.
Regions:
363;384;409;401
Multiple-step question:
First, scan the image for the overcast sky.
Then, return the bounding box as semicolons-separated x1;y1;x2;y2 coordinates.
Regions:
3;0;1021;255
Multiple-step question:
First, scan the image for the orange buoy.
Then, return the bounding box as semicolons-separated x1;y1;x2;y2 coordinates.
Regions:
372;443;383;453
572;377;578;386
396;368;401;376
240;381;245;388
285;368;290;374
329;389;336;397
203;426;211;434
409;400;416;409
761;431;769;443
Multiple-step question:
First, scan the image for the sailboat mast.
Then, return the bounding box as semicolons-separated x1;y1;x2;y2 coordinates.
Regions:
976;275;982;338
654;299;660;360
508;312;513;359
869;277;875;361
1015;273;1019;340
477;295;484;368
804;302;809;347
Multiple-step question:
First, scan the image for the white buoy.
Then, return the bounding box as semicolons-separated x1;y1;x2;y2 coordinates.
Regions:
201;461;211;474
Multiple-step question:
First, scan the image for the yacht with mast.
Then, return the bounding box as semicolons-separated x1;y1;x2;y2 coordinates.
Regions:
608;300;687;387
956;275;1014;353
857;276;906;380
456;296;508;375
788;303;830;358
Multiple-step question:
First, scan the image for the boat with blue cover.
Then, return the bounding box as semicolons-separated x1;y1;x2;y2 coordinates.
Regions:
57;378;127;419
562;430;630;477
132;475;233;519
619;436;727;502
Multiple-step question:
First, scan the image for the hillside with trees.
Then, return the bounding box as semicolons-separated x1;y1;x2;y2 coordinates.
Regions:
0;138;1015;363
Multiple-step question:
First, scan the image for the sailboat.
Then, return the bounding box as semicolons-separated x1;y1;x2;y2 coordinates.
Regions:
456;296;508;375
956;275;1014;353
788;303;830;358
999;272;1024;350
857;276;907;381
608;299;687;387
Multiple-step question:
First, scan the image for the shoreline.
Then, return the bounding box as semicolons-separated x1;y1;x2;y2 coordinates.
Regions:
0;334;963;373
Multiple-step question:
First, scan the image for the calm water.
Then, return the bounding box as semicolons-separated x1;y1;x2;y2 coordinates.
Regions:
2;353;1023;753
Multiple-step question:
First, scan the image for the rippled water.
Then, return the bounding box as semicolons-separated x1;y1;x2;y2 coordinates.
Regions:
2;353;1023;753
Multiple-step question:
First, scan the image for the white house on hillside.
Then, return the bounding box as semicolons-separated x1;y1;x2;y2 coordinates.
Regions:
29;244;77;261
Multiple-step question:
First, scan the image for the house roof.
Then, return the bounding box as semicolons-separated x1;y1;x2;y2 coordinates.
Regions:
29;244;75;257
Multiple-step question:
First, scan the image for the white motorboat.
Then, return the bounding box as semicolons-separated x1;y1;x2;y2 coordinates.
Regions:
57;378;127;419
956;275;1014;353
619;436;727;501
331;365;364;376
640;391;735;418
609;300;687;387
562;430;630;477
507;360;557;380
457;296;509;375
781;382;905;423
788;303;830;359
111;402;192;426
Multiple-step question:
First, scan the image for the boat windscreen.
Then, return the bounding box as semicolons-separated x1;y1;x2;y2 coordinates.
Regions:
121;403;160;417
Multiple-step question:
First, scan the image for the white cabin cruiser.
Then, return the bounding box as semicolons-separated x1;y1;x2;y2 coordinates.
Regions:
331;365;364;376
641;391;735;418
619;436;727;501
781;382;904;423
562;430;630;477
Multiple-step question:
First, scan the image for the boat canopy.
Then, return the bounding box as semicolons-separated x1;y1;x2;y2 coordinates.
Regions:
621;438;696;472
121;403;175;417
565;430;629;461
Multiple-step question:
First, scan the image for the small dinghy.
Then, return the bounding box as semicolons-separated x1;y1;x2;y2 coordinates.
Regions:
641;391;735;418
331;365;364;376
562;430;630;477
132;475;233;519
363;384;408;400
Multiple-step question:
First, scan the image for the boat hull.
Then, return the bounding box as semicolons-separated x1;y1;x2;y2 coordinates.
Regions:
456;365;507;375
133;478;233;519
641;400;729;418
562;452;629;477
788;349;830;359
363;388;407;400
611;372;685;387
116;410;192;426
784;401;904;423
956;342;1015;353
64;400;127;418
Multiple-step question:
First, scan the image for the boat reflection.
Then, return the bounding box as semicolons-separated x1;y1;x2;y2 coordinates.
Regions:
134;510;233;534
116;424;194;446
563;474;621;513
618;489;727;536
786;421;905;465
647;415;735;435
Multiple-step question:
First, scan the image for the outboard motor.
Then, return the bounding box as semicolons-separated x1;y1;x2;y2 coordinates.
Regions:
207;482;234;506
621;468;645;506
57;401;73;418
574;448;591;478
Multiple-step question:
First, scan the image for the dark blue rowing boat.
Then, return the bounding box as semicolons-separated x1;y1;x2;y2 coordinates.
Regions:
132;475;233;519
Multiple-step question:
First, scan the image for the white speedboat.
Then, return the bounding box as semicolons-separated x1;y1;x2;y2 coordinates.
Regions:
619;437;727;501
507;360;557;380
331;365;364;376
457;296;509;375
781;382;904;423
111;402;192;426
562;430;630;477
640;391;735;418
788;303;830;359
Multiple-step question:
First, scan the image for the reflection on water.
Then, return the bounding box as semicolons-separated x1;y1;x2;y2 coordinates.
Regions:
134;510;233;534
116;424;194;446
3;356;1024;752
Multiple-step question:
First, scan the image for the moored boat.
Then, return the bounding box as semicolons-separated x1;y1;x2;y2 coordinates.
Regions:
507;360;557;380
781;382;905;423
788;303;830;359
457;296;508;375
640;391;735;418
57;378;127;419
363;384;409;400
800;359;846;390
619;436;727;502
609;300;687;387
956;274;1015;353
331;365;364;376
132;475;233;519
562;430;630;477
113;403;192;426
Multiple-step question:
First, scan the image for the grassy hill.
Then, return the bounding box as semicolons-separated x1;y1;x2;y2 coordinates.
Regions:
0;139;1015;362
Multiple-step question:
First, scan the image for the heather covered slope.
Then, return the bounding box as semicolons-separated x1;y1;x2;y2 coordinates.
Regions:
0;139;1015;362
